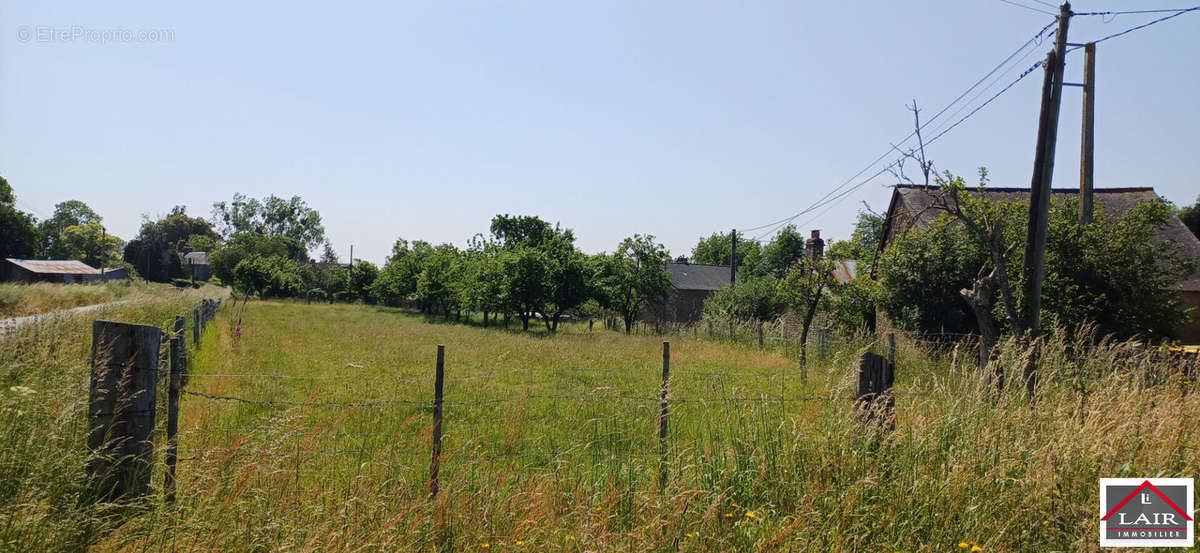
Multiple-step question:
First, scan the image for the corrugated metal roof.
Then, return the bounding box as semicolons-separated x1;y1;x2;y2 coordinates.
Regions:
5;258;101;275
667;263;733;291
832;260;857;284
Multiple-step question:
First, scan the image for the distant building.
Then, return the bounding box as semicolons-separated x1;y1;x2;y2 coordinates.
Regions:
878;185;1200;344
1;259;101;284
183;251;212;281
645;261;735;323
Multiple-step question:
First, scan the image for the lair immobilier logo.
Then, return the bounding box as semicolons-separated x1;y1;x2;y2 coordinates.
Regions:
1100;478;1194;547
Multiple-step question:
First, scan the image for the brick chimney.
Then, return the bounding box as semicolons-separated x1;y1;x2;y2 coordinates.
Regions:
806;229;824;260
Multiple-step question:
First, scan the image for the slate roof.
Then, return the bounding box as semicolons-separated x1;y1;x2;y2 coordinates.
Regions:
183;251;209;265
4;258;101;275
880;185;1200;292
666;263;733;291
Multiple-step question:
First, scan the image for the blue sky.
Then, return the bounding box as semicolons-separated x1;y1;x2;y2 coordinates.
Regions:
3;1;1198;264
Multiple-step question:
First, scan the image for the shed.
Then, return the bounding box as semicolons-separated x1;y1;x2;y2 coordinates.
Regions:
182;251;212;281
1;259;102;284
645;262;735;323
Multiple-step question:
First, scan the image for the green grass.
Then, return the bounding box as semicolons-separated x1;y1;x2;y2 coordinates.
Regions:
2;299;1197;552
0;280;175;318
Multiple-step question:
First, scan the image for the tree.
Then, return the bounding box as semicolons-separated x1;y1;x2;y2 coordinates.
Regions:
124;207;221;282
701;276;785;323
826;211;885;263
0;176;37;259
501;246;549;330
209;232;306;284
60;222;122;268
234;254;303;298
212;193;326;250
1180;195;1200;240
348;261;379;303
691;231;763;276
778;256;838;367
458;242;508;327
370;238;433;307
35;199;101;258
599;235;673;333
416;244;463;319
759;225;807;278
320;241;339;264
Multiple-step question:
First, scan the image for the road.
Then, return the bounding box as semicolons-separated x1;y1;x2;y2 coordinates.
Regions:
0;300;130;334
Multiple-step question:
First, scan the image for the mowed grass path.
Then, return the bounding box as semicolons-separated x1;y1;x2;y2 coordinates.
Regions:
92;301;1200;552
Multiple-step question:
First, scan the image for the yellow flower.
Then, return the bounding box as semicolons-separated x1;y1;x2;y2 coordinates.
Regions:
516;541;524;546
744;512;756;519
724;513;733;518
480;544;489;550
685;532;695;538
959;543;969;549
595;506;602;512
732;502;739;507
971;547;982;552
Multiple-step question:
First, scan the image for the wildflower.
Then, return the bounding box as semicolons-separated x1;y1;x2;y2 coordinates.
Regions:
8;386;34;397
744;512;756;519
480;544;489;550
959;543;969;549
732;502;739;507
595;506;602;512
516;541;524;546
685;532;695;538
724;513;733;518
971;547;982;552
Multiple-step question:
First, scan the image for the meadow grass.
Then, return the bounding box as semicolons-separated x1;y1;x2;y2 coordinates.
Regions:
2;299;1197;552
0;280;162;318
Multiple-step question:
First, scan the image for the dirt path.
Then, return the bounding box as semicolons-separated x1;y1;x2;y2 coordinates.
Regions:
0;300;131;334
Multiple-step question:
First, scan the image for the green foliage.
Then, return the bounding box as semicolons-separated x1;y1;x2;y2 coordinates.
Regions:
233;254;303;298
34;199;100;259
827;276;879;332
758;225;806;278
186;233;219;254
598;234;673;333
701;276;784;322
122;206;220;283
879;180;1195;340
826;211;885;262
1179;195;1200;239
691;230;762;276
59;222;122;269
0;176;37;258
212;193;326;250
501;246;549;330
369;238;433;306
348;261;379;303
415;244;463;315
209;232;307;285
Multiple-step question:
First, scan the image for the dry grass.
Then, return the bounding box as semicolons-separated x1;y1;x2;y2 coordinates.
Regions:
0;280;163;318
1;299;1197;552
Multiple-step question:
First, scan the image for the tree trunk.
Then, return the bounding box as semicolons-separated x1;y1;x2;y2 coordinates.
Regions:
483;311;489;328
798;285;824;367
521;314;529;331
624;317;633;334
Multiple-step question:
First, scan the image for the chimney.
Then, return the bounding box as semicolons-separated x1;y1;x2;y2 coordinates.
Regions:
806;229;824;260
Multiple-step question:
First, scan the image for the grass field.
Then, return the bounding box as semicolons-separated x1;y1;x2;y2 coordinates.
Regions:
0;280;161;319
2;299;1197;552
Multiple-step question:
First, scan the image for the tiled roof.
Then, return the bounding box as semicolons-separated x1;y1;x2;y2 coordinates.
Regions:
667;263;733;291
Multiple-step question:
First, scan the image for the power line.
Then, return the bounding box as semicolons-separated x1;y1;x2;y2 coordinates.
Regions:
1071;6;1200;49
740;19;1056;237
996;0;1056;16
1075;6;1200;16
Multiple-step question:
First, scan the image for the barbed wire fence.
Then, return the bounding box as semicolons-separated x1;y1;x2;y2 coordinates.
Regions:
84;299;909;505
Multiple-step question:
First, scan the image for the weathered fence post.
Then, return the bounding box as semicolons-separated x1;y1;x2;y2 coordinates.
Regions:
193;308;200;346
854;351;895;428
888;332;896;365
429;344;445;499
757;322;764;348
86;321;162;503
164;334;183;503
658;341;670;488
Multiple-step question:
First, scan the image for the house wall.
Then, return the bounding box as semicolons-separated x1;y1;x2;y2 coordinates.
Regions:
643;289;714;323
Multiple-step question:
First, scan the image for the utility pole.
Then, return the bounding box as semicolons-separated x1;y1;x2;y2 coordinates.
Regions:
729;229;737;284
1023;1;1071;340
1079;42;1095;223
349;244;353;268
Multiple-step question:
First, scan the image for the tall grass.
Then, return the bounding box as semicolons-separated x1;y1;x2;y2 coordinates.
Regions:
0;280;161;318
2;300;1197;551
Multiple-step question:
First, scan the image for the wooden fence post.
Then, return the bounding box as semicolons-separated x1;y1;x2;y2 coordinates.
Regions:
429;344;445;498
888;332;896;365
757;322;764;348
86;320;162;503
193;308;200;346
658;341;670;488
854;351;895;428
164;334;183;503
